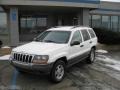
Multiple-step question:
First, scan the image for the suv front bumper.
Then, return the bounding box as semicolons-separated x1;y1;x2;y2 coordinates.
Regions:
10;60;54;74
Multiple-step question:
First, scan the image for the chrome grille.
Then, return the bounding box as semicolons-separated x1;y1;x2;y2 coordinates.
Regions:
13;53;34;63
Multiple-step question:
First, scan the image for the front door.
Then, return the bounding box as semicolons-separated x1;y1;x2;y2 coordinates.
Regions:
68;30;83;65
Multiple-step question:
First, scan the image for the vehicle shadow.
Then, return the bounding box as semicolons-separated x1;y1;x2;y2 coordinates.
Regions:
14;60;89;89
67;60;87;73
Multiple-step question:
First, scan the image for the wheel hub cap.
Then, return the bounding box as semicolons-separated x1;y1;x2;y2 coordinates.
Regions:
55;65;64;80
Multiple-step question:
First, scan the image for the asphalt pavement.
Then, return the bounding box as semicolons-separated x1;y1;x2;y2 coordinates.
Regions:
0;51;120;90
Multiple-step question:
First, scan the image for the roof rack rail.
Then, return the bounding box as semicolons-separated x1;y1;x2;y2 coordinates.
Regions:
49;26;61;29
53;26;62;28
72;25;90;29
50;25;90;29
51;26;74;28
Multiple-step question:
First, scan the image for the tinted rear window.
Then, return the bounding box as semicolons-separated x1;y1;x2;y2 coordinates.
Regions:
88;29;96;38
81;30;90;41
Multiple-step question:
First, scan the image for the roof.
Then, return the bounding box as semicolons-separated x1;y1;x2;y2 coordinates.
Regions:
0;0;99;9
48;26;91;31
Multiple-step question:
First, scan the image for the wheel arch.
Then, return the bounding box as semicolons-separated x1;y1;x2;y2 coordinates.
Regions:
54;56;68;66
91;46;96;50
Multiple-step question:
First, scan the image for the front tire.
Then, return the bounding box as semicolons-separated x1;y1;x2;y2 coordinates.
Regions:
87;48;95;64
50;60;65;83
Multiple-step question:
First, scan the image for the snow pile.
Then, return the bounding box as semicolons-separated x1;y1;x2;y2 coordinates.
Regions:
96;49;108;54
0;55;10;61
106;64;120;71
97;55;120;71
2;46;11;49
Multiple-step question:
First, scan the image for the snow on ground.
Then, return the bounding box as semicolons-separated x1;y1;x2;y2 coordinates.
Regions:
97;55;120;71
0;55;10;61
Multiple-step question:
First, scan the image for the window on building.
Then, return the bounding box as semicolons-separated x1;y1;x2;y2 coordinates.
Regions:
73;17;78;26
20;16;47;30
37;17;47;27
27;17;36;28
20;15;48;41
81;30;90;41
118;16;120;32
0;13;9;45
92;15;101;28
102;16;110;29
89;15;92;27
26;18;32;28
20;18;26;28
0;13;7;28
111;16;119;32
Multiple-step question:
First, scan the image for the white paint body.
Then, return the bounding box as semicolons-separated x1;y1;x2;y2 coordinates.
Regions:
12;26;98;64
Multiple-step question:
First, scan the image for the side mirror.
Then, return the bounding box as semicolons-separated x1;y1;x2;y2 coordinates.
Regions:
70;41;80;46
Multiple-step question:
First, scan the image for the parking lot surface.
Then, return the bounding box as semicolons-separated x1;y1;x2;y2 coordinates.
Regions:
0;51;120;90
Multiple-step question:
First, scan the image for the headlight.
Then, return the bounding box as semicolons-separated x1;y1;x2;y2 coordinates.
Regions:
33;55;49;64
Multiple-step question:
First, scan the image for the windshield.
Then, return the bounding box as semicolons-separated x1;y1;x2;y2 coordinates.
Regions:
35;31;71;44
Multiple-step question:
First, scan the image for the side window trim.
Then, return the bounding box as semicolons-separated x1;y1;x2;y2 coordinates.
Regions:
87;29;91;40
79;30;84;43
87;29;92;39
91;29;96;37
77;30;83;43
88;29;96;38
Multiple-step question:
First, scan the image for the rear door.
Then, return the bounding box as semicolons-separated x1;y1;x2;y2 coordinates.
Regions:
80;29;91;56
88;29;98;47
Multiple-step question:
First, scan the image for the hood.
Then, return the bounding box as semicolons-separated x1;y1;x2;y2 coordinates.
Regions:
13;41;67;55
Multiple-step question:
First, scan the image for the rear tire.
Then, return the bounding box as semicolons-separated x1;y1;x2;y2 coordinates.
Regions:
87;48;95;64
50;60;65;83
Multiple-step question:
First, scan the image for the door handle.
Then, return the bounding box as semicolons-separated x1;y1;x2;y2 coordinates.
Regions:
80;45;84;47
89;41;92;44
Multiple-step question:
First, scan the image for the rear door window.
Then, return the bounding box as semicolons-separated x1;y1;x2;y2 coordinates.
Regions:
88;29;96;38
81;29;90;41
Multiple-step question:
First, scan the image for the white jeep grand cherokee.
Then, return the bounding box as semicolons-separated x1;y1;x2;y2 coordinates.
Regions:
10;26;97;83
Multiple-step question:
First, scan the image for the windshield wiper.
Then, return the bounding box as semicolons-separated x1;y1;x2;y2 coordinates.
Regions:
43;40;56;43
